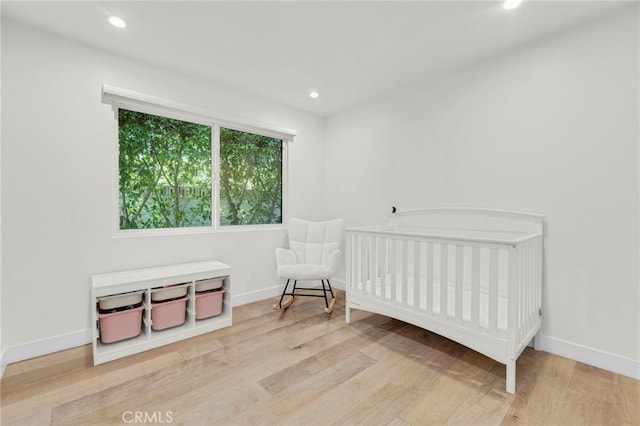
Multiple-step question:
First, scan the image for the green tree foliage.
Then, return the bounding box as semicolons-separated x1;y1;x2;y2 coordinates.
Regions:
118;111;283;229
219;128;282;226
119;109;212;229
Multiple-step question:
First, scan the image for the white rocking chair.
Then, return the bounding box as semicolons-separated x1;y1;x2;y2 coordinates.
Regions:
273;218;344;314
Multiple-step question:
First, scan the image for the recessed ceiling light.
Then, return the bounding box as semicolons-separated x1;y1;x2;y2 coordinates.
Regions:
503;0;522;10
108;16;127;28
309;91;319;99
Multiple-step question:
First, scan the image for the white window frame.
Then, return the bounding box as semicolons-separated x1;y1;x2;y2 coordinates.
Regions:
102;84;295;237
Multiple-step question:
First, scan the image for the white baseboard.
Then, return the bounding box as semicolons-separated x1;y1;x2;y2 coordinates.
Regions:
231;279;345;307
1;349;6;377
1;329;92;376
230;284;283;307
330;279;346;291
538;335;640;380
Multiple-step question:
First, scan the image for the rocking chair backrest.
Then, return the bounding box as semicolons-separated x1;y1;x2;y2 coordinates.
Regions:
287;218;344;266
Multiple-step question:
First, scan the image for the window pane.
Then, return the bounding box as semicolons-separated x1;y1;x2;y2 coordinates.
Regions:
219;128;283;226
118;109;212;229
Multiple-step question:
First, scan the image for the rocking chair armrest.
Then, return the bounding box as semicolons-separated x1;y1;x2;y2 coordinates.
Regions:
275;248;297;267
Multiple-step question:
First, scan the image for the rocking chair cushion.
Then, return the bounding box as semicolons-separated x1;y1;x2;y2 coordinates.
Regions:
277;263;334;280
276;246;342;280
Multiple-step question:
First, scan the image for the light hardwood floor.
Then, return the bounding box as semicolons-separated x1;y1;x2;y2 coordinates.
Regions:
2;291;639;425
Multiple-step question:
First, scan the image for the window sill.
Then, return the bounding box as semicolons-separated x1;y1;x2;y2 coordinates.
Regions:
113;224;286;239
217;224;287;233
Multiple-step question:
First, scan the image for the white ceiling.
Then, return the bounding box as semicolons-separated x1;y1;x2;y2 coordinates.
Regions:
1;1;630;117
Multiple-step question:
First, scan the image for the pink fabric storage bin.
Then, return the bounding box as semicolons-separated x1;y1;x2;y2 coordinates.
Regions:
151;296;187;330
195;288;226;319
99;305;144;344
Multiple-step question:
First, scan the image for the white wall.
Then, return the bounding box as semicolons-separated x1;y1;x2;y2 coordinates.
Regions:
325;7;639;367
1;20;326;354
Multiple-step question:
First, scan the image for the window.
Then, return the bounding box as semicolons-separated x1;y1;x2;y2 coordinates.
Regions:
105;85;294;234
119;109;212;229
219;128;283;226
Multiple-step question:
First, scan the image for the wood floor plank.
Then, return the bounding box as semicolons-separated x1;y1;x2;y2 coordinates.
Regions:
259;322;395;395
228;352;377;425
387;416;411;426
326;354;425;426
2;351;184;423
326;325;470;426
255;328;425;425
398;349;505;425
612;373;640;425
337;382;420;426
501;352;575;426
1;407;52;426
559;388;616;425
2;345;91;379
568;362;619;403
445;372;514;426
48;345;231;424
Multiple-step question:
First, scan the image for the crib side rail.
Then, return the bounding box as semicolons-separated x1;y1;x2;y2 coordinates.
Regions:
347;229;543;343
347;230;514;338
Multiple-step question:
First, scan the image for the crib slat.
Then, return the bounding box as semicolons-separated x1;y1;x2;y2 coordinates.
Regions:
531;241;536;322
402;240;409;305
530;242;537;331
489;248;498;336
520;243;533;339
524;245;529;340
440;244;448;320
353;235;361;292
535;239;542;318
521;244;526;340
508;246;520;357
380;237;387;299
471;247;480;330
520;244;525;340
426;242;434;317
364;236;370;294
375;237;380;297
390;239;397;303
366;236;373;296
527;243;533;335
414;242;421;311
455;245;463;325
345;233;356;290
535;240;541;322
361;236;368;294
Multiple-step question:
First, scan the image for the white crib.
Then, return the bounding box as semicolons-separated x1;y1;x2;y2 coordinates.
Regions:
345;207;544;394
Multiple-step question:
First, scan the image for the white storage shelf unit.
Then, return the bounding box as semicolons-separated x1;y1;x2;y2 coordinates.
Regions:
91;260;231;365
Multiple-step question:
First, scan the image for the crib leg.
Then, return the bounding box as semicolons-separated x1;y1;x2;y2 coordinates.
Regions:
345;303;351;324
506;360;516;394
